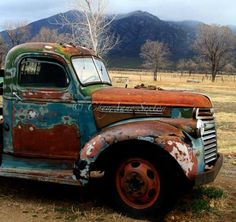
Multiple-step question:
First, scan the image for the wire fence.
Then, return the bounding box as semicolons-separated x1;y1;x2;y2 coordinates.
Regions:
109;69;236;84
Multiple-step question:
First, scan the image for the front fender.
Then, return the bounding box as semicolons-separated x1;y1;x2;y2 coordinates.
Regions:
74;121;198;185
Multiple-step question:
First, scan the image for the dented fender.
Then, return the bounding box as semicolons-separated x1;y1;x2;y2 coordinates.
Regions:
74;120;198;185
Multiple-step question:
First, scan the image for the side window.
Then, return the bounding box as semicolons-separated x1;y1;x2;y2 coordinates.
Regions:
19;58;69;88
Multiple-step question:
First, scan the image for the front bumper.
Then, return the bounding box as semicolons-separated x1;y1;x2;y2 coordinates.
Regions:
194;153;223;186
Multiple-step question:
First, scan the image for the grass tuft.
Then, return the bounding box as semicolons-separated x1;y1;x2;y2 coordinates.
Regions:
199;187;224;199
191;186;224;216
191;199;210;215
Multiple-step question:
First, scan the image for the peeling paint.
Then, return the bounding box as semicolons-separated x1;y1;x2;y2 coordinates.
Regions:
28;110;37;119
166;141;197;179
76;120;199;184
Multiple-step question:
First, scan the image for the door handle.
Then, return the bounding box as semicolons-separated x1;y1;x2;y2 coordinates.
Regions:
13;92;22;101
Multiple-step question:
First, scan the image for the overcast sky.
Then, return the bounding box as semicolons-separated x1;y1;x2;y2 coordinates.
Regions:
0;0;235;30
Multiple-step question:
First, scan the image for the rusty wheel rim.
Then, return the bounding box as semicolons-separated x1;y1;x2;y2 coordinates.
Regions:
116;158;160;210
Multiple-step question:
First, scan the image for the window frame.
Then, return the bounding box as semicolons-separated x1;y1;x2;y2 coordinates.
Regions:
71;56;112;87
17;56;70;90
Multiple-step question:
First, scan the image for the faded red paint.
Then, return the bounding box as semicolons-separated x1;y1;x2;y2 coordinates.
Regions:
81;121;184;159
80;120;198;180
13;124;80;159
92;87;212;108
20;90;72;101
61;44;95;56
159;118;197;135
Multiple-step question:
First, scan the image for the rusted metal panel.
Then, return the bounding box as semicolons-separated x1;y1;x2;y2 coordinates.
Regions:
0;167;80;186
76;120;199;184
159;118;197;136
13;123;80;159
0;154;79;185
93;104;171;128
20;90;73;101
12;98;81;159
80;121;184;159
92;87;212;108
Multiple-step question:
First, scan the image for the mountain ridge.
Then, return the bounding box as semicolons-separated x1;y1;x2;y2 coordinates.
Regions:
1;10;235;68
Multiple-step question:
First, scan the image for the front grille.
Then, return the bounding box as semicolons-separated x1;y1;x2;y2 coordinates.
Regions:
196;108;218;165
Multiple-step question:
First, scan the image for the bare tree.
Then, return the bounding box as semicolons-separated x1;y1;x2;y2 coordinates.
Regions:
58;0;118;57
177;59;197;75
177;59;187;74
140;40;170;81
194;24;236;82
194;57;210;74
31;27;68;43
223;63;236;74
3;21;29;48
0;36;7;67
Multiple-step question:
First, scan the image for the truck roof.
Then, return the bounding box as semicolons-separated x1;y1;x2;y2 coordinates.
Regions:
6;42;97;65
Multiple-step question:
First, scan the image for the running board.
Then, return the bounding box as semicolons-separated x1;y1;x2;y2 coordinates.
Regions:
0;154;80;186
0;167;81;186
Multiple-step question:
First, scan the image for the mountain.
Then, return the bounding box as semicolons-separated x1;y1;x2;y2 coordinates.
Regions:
1;10;235;68
169;20;202;40
109;11;195;67
27;10;82;37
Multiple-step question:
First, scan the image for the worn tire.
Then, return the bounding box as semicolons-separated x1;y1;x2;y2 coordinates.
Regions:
106;155;175;218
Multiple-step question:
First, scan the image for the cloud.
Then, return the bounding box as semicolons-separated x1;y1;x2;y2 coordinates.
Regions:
108;0;236;25
0;0;69;23
0;0;235;30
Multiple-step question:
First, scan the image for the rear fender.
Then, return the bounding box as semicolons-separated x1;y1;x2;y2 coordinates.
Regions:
74;121;198;185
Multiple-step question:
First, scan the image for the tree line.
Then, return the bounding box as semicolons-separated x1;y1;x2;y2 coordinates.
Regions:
141;25;236;82
0;0;236;82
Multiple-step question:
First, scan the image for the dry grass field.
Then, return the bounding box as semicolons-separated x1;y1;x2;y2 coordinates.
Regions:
0;71;235;222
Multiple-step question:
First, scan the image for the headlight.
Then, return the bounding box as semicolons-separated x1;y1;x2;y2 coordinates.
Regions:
196;119;205;137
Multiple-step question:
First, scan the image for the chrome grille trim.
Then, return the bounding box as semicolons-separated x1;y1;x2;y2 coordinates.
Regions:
196;108;218;165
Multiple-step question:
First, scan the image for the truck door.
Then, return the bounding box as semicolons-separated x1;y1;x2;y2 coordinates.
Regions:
12;57;80;159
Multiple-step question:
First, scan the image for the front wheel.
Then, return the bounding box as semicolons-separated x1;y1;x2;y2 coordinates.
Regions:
108;157;171;217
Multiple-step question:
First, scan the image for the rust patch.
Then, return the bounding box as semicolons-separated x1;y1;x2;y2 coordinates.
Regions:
11;42;96;57
20;90;72;101
92;87;212;108
13;124;80;159
61;44;95;56
93;104;171;128
159;118;197;135
0;168;80;186
81;121;183;159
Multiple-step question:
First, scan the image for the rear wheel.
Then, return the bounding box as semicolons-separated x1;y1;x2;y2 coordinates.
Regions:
108;156;171;217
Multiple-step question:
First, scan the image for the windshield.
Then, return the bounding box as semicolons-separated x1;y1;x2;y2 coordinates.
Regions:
72;57;111;85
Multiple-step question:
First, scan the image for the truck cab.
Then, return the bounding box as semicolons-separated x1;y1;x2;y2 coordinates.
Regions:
0;42;223;216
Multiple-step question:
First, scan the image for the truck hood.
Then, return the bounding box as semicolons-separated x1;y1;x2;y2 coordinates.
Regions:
92;87;212;108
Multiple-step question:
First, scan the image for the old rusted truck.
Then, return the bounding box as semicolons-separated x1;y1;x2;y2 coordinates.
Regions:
0;42;223;217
